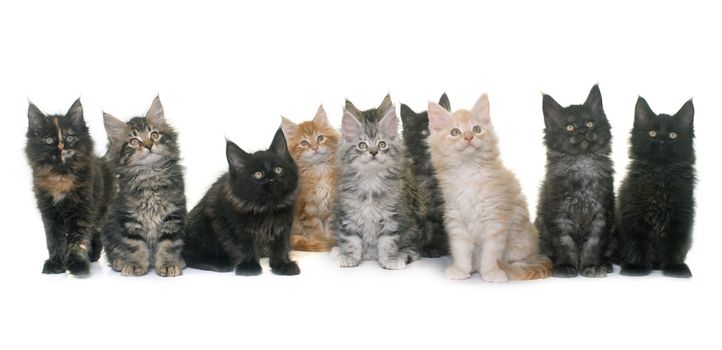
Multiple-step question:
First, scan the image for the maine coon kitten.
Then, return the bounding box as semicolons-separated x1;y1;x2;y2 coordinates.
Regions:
333;95;420;270
536;85;615;278
26;99;114;275
182;129;300;276
399;93;451;258
616;97;696;278
281;105;339;252
102;97;187;277
427;93;551;282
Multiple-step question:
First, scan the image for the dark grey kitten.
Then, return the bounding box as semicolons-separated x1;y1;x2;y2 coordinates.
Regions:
102;96;187;277
536;85;615;278
333;95;419;269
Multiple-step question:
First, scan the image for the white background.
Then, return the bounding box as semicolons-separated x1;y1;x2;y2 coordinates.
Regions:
1;1;720;349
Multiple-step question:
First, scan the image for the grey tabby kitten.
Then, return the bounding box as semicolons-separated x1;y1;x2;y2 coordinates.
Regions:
333;95;419;270
102;96;187;277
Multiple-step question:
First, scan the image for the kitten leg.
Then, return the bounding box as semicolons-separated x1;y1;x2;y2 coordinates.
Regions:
154;214;185;277
661;217;693;278
268;232;299;276
378;234;407;270
579;216;609;278
235;236;262;276
549;219;579;278
479;232;509;283
64;218;94;276
89;229;102;263
111;226;151;277
41;213;66;274
335;218;363;267
619;225;653;276
445;230;473;280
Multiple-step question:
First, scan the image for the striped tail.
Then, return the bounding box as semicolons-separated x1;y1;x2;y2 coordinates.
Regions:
498;256;553;280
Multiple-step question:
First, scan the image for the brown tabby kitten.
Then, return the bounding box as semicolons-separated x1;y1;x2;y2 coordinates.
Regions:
281;105;340;251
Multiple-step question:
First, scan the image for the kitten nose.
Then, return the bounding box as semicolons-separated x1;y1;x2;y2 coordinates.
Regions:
369;149;378;156
312;146;319;151
463;131;474;141
144;143;153;151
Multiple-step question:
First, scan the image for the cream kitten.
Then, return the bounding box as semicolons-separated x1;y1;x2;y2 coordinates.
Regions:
427;93;551;282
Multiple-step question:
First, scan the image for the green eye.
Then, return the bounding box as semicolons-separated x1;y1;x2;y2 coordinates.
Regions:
274;167;283;174
253;171;263;179
648;130;657;138
300;140;310;147
472;125;482;134
669;132;678;139
378;141;387;149
450;128;461;136
358;142;368;151
566;124;575;132
44;137;54;144
129;138;140;146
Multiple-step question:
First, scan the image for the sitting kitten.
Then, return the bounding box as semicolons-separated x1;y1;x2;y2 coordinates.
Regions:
536;85;615;278
333;95;419;269
183;128;300;276
399;94;451;258
281;105;340;252
427;93;551;282
616;97;696;278
26;99;114;275
102;96;187;277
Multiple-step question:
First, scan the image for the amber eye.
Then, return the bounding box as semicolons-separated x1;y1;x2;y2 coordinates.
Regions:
300;140;310;147
44;137;54;144
472;125;482;134
129;138;140;146
317;135;325;143
565;124;575;132
358;142;368;151
253;171;263;179
648;130;657;138
586;121;594;128
450;128;461;136
669;132;678;139
274;166;283;174
151;132;160;140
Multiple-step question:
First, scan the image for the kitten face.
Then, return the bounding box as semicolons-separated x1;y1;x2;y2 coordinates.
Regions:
542;85;611;155
631;97;694;162
103;96;180;166
281;105;339;164
227;128;299;205
340;95;402;169
400;93;450;159
26;99;91;169
427;93;498;160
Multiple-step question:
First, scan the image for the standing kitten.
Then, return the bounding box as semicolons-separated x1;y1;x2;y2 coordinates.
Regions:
183;129;300;276
281;105;339;252
616;97;696;278
102;97;187;277
399;94;451;258
536;85;615;278
26;99;114;275
428;93;551;282
333;95;419;270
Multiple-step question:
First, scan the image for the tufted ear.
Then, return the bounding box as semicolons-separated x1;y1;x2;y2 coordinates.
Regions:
542;93;565;129
378;94;393;117
226;139;250;172
270;127;292;161
27;101;47;133
400;104;416;126
471;93;490;122
312;104;330;127
145;95;166;126
103;112;127;145
674;99;694;127
281;116;298;139
342;100;363;142
65;98;86;130
584;84;604;116
378;104;399;139
427;101;451;131
438;93;451;111
634;96;655;129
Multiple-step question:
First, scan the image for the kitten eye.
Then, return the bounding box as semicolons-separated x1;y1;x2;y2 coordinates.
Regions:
44;137;54;144
420;130;428;136
450;128;461;136
253;171;264;179
565;124;575;132
472;125;482;134
586;121;594;128
129;138;140;146
669;131;678;139
378;141;387;149
358;142;368;151
300;140;310;147
150;132;160;140
317;135;325;143
274;166;283;174
65;135;74;142
648;130;657;138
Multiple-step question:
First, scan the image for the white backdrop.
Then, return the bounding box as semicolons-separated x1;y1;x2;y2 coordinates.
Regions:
1;1;719;349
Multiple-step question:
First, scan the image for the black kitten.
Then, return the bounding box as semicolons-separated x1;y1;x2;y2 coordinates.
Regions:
400;93;450;258
616;97;696;278
536;85;615;278
25;99;114;275
183;128;300;276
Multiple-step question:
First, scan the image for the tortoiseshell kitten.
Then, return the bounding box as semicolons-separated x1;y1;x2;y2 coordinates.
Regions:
26;99;114;275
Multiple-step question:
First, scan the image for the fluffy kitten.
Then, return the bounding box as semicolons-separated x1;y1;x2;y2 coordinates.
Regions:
399;94;451;258
616;97;696;278
26;99;114;275
427;93;551;282
333;95;419;270
281;105;339;252
183;128;300;276
102;97;187;277
536;85;615;278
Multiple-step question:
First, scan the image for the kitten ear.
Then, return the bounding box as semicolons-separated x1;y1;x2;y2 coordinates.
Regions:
103;112;127;144
342;101;363;142
542;94;565;128
281;116;298;139
427;101;451;131
400;104;415;126
471;93;490;122
27;101;47;133
438;93;451;111
312;105;330;127
378;94;394;116
634;96;655;128
145;95;166;126
226;139;249;171
270;127;292;160
65;98;86;130
674;99;694;127
584;84;604;116
378;105;399;139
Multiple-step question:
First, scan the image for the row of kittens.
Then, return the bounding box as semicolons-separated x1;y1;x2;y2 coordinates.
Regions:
25;85;695;280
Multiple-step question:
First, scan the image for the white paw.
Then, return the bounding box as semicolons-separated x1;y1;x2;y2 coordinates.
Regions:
379;257;407;270
338;255;360;268
481;269;508;283
445;265;471;280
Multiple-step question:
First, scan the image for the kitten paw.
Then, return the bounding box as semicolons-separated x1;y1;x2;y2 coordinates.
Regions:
66;256;90;276
235;261;262;276
337;255;361;268
580;265;608;278
662;263;692;278
445;266;471;280
422;247;443;259
271;261;300;276
481;269;509;283
156;263;183;277
552;265;578;278
42;259;65;274
603;262;614;273
120;264;148;277
620;263;652;277
379;257;407;270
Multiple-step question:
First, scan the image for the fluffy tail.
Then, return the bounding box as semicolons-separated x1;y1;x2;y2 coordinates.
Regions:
290;235;333;252
498;256;552;281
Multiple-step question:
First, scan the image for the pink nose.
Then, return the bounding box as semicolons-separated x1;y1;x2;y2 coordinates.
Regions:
463;131;474;141
312;146;319;151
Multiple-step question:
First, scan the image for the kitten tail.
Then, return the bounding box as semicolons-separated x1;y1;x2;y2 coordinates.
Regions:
290;235;333;252
497;257;552;280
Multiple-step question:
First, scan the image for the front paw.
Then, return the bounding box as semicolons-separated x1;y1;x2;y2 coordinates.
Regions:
481;269;509;283
156;262;183;277
235;261;262;276
620;263;652;277
580;265;608;278
338;255;361;268
271;261;300;276
379;257;407;270
66;256;90;276
445;265;471;280
663;263;692;278
42;259;65;274
120;264;149;277
553;264;578;278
